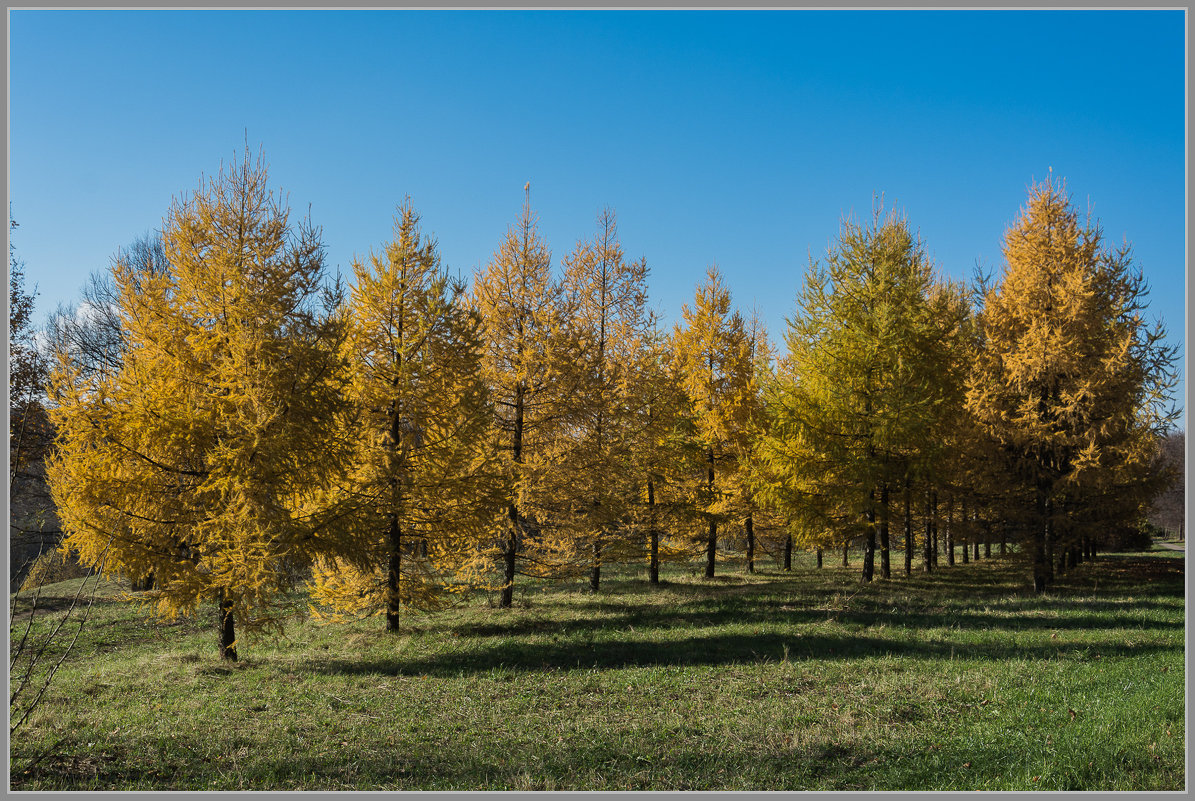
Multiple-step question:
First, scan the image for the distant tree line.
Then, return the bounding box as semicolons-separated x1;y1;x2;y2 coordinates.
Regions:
16;151;1179;659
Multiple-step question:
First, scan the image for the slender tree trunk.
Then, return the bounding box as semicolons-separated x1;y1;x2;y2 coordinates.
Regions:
946;495;955;566
386;516;402;633
903;476;913;576
960;497;969;564
1033;483;1050;593
879;483;890;579
784;535;793;571
956;499;965;569
745;513;755;574
984;523;991;559
705;447;716;578
218;592;237;661
815;548;822;568
1000;521;1008;556
500;384;526;609
923;487;933;573
648;478;659;585
843;542;850;567
590;540;602;592
501;504;518;608
972;510;980;561
1044;496;1055;586
862;490;876;584
931;491;939;568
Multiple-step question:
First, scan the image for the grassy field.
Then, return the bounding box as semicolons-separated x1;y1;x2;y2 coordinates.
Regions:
8;547;1186;791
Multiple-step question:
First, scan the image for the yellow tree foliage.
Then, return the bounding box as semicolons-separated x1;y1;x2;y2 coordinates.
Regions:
472;188;580;607
46;153;354;660
627;324;707;583
671;266;754;578
309;202;500;631
739;309;781;573
966;177;1178;591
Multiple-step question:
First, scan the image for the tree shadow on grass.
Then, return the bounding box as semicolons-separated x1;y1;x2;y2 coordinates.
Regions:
305;622;1175;679
307;554;1182;678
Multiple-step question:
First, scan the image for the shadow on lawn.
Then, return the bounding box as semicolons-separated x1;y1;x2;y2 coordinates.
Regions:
305;557;1180;678
436;555;1183;644
306;623;1172;678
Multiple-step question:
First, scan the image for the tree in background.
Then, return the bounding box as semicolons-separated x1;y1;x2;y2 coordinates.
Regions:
756;206;966;582
538;208;653;591
309;202;499;631
44;234;172;386
967;177;1179;591
739;310;776;574
47;152;355;659
628;324;706;584
671;267;754;578
1147;430;1184;540
9;215;52;521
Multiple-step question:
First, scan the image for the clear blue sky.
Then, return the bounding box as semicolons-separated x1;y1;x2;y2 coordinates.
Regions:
9;9;1186;427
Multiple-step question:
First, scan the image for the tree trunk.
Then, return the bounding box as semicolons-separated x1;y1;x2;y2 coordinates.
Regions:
961;497;970;564
862;491;876;584
784;535;793;571
1044;496;1055;586
973;513;980;561
945;495;955;566
816;548;822;568
500;503;518;608
501;382;526;609
218;592;237;661
931;490;939;568
903;477;913;576
705;447;716;578
843;542;850;567
1000;521;1008;556
1033;484;1050;593
386;516;402;632
984;524;991;559
745;513;755;574
590;541;602;592
923;488;933;573
648;478;659;585
879;483;890;579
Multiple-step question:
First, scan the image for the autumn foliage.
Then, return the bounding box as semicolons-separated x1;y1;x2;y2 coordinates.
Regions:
41;158;1179;657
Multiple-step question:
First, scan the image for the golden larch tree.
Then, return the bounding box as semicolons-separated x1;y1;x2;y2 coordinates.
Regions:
671;266;754;578
309;201;500;631
540;207;653;591
472;187;579;607
47;152;354;660
966;177;1178;591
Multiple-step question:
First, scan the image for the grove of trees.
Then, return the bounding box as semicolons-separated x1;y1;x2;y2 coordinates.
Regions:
22;152;1180;658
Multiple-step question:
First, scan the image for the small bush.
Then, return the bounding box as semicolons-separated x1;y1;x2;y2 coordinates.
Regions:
19;548;91;591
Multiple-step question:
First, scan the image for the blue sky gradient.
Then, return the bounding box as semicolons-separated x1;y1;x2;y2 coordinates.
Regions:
9;9;1186;425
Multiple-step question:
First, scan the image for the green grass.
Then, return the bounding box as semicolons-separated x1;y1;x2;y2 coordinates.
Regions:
9;548;1185;790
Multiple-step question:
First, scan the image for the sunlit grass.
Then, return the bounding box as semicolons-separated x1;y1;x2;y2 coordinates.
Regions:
9;548;1184;790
